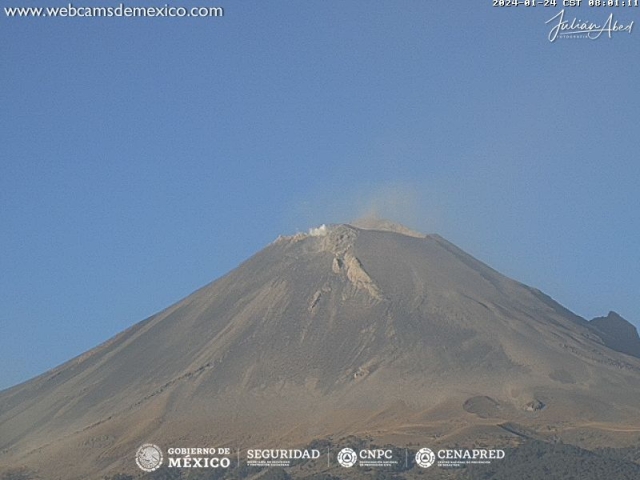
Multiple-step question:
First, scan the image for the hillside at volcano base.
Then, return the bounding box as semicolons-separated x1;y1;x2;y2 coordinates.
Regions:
2;220;640;479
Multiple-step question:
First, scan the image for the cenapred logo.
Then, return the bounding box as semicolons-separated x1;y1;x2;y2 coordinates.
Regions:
415;447;436;468
136;443;163;472
336;447;358;468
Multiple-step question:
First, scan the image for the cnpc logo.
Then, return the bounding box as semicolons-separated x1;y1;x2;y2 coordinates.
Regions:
336;448;394;467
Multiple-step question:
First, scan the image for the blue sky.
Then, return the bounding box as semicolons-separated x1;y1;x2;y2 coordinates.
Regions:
1;2;639;390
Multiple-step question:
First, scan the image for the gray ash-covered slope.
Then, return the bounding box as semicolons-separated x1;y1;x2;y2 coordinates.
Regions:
1;221;640;479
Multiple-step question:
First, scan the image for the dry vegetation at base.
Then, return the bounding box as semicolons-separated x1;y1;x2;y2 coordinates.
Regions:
4;437;640;480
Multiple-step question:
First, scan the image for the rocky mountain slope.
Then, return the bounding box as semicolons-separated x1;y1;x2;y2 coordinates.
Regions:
1;221;639;479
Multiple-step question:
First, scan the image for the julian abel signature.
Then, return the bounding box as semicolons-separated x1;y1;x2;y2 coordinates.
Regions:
546;9;634;42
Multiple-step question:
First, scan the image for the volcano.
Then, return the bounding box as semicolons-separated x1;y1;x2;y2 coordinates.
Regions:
2;221;640;479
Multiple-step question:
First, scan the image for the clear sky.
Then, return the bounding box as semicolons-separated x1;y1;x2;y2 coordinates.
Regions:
1;2;639;390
